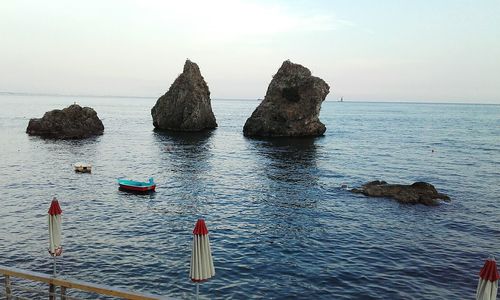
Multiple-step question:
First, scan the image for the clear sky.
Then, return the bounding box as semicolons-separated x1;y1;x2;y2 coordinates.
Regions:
1;0;499;103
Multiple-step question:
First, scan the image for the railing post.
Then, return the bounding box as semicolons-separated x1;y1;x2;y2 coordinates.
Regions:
49;283;55;300
61;286;67;299
4;275;12;300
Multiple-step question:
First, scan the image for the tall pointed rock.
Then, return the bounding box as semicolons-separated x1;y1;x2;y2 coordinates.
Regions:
243;60;329;137
152;60;217;131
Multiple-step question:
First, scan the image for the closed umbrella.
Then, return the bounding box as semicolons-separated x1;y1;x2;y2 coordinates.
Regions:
190;219;215;299
48;197;63;276
476;257;499;300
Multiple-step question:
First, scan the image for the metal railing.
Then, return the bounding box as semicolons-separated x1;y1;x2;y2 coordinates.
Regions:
1;265;169;300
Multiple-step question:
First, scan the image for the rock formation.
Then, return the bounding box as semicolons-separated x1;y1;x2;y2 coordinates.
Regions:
151;60;217;131
350;181;451;206
26;104;104;139
243;60;329;137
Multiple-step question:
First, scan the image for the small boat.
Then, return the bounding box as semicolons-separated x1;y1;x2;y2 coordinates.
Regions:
118;177;156;193
74;163;92;173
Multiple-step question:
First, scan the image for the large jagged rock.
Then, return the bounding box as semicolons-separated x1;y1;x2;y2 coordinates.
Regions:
151;60;217;131
243;60;330;137
350;180;451;206
26;104;104;139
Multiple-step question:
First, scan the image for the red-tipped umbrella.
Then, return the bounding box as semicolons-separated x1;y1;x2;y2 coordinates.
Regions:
48;197;63;276
190;219;215;299
476;258;499;300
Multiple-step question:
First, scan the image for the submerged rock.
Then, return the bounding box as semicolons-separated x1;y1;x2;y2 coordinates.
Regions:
351;180;450;206
151;60;217;131
243;60;329;137
26;104;104;139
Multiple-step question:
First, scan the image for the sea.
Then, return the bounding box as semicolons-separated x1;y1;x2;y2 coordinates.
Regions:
0;94;499;299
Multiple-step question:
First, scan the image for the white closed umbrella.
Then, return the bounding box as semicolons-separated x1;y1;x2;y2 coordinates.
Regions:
476;257;499;300
190;219;215;299
48;197;63;276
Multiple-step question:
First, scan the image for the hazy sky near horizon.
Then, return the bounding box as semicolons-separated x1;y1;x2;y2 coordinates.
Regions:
1;0;499;103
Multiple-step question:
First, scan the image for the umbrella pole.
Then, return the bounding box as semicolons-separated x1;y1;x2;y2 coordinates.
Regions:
49;256;57;300
53;256;56;277
196;283;199;300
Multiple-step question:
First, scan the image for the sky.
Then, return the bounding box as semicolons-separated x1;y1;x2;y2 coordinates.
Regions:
1;0;499;103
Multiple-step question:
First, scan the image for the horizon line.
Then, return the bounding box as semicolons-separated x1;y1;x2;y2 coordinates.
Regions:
0;91;498;105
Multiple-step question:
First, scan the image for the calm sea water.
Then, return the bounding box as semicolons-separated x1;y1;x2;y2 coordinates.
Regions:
0;95;499;299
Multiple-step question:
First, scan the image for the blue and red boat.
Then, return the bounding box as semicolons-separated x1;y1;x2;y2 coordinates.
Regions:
118;177;156;193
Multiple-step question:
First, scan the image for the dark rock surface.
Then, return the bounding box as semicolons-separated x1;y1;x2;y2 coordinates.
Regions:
151;60;217;131
243;60;329;137
26;104;104;139
351;180;450;206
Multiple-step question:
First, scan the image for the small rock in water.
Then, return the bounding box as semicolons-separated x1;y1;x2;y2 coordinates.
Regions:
350;180;450;206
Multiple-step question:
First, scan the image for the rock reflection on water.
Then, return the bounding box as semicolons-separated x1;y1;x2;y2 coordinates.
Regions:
251;136;321;208
152;130;215;216
248;136;326;248
153;129;214;176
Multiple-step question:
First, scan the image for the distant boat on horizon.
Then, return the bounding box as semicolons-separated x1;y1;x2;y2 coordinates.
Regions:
340;97;344;102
